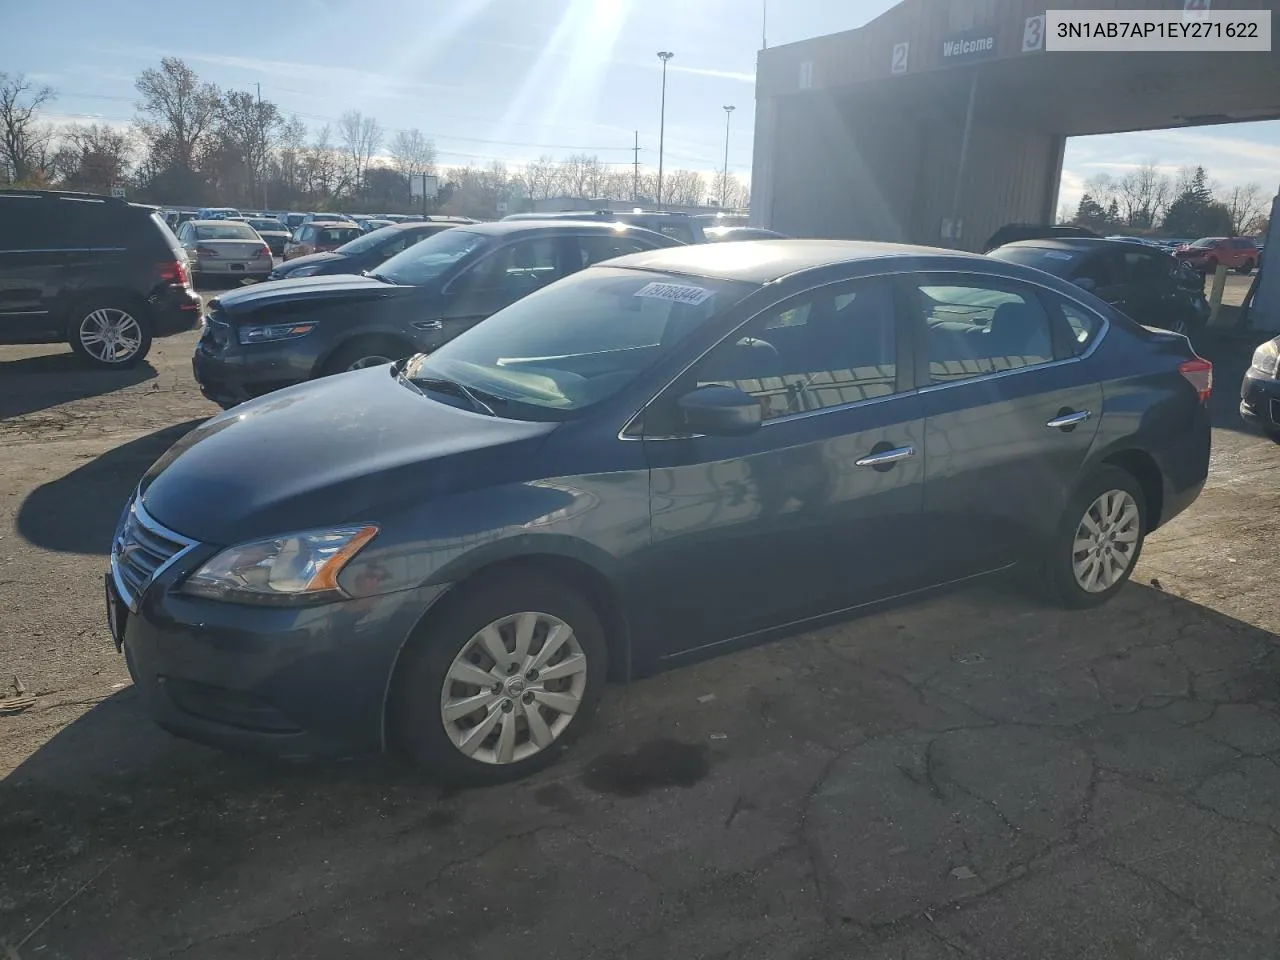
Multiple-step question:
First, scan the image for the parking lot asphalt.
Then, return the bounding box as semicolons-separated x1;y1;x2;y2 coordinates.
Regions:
1;278;1278;959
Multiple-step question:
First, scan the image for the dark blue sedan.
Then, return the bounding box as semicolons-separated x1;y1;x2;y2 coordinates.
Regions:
107;240;1213;785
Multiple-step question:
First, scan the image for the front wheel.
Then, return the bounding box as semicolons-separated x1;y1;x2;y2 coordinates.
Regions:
1035;466;1147;609
391;573;608;786
69;301;153;368
321;337;410;376
1235;261;1256;275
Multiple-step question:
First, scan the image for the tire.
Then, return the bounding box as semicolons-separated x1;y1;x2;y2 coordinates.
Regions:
1235;260;1255;275
1035;465;1147;609
391;572;608;786
68;299;153;368
321;336;411;376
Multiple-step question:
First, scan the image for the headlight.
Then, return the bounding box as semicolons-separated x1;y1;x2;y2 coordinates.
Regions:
289;264;323;278
238;322;317;345
1251;339;1280;379
181;526;378;605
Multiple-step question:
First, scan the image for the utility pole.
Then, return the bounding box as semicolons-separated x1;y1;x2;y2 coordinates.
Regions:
762;0;768;49
656;51;673;211
256;82;268;212
633;131;640;204
722;106;735;209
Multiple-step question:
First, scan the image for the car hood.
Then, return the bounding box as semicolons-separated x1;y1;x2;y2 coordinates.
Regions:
138;367;556;545
212;272;414;313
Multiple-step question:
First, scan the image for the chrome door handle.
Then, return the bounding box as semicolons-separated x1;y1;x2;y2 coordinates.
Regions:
1046;410;1091;428
413;319;444;331
856;445;916;467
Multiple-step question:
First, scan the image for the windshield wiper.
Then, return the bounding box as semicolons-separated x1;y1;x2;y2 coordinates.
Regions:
367;271;398;284
413;376;500;417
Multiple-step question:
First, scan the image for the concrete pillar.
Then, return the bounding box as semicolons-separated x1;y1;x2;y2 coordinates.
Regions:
749;97;777;229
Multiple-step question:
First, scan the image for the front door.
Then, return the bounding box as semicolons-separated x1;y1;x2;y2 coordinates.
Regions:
907;275;1103;583
639;276;926;658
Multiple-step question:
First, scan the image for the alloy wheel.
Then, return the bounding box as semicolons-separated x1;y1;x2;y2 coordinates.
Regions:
79;308;143;363
347;355;393;370
440;611;587;765
1071;489;1141;592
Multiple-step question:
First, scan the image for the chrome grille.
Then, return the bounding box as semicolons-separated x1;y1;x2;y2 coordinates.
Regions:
109;498;197;612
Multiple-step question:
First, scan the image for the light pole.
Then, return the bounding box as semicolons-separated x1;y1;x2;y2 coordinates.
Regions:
721;105;735;209
656;51;673;209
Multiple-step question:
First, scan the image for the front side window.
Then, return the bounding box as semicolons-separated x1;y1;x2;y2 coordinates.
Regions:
1123;251;1172;284
452;237;565;296
914;280;1055;384
375;229;488;285
692;277;898;421
404;266;753;419
577;232;659;267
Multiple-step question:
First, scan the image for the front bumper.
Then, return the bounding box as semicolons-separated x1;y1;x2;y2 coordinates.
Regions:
113;550;446;761
192;326;327;407
1241;368;1280;434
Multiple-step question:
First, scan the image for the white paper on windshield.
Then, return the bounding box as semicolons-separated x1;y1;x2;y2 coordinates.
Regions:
1042;251;1075;261
633;281;714;306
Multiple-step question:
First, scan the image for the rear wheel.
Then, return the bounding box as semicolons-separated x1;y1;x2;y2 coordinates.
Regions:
1236;260;1256;275
321;336;411;376
1035;466;1147;609
68;300;152;368
390;573;608;786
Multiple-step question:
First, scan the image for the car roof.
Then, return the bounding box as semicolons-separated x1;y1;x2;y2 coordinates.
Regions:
442;220;675;239
604;239;989;284
188;219;258;227
997;237;1171;254
503;210;694;222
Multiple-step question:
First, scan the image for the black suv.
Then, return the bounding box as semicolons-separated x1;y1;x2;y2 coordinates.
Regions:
503;210;705;244
982;223;1099;254
0;189;201;367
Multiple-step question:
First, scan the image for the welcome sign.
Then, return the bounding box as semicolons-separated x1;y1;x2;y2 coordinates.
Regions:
942;25;999;63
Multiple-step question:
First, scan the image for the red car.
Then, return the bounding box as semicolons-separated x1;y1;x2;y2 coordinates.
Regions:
1174;236;1259;274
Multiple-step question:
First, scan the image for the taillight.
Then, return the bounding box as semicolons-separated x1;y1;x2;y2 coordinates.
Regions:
197;245;219;257
255;244;271;258
1179;358;1213;403
157;260;190;287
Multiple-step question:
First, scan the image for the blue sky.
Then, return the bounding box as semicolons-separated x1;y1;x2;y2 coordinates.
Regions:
4;0;1277;210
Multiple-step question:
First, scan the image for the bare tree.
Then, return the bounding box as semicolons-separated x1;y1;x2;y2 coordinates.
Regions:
275;114;307;193
134;57;221;172
389;127;436;179
662;169;704;207
338;110;382;194
0;73;56;183
55;123;134;192
515;155;564;200
558;154;605;199
219;90;280;207
301;124;339;197
1223;182;1265;236
1116;162;1172;230
440;162;512;219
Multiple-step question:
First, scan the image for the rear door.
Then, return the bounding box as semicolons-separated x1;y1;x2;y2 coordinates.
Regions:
908;273;1103;583
0;199;64;340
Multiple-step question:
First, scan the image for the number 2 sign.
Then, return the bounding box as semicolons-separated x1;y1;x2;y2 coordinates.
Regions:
1022;14;1045;52
891;42;909;74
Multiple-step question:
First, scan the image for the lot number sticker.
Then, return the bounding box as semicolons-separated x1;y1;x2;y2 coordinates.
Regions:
634;282;714;306
1022;15;1045;52
891;42;909;74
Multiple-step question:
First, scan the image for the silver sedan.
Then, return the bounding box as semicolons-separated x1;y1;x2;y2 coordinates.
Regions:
175;219;274;282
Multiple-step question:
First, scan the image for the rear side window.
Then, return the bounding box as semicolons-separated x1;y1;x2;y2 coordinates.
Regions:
1043;295;1104;356
912;280;1056;383
577;233;660;266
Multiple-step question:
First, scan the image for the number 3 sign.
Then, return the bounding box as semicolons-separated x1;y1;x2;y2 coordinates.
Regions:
1022;14;1045;52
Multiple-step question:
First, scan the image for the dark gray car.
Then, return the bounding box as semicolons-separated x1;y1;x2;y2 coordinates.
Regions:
115;239;1212;786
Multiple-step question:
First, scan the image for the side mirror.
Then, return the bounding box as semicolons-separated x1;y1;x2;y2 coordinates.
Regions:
677;384;762;437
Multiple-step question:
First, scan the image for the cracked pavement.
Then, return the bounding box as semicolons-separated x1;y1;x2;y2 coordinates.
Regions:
1;328;1278;959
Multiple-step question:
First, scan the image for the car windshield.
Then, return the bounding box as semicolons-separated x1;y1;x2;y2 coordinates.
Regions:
248;219;285;231
336;225;405;255
374;229;489;285
986;245;1078;276
402;266;755;420
195;222;257;240
1190;238;1221;248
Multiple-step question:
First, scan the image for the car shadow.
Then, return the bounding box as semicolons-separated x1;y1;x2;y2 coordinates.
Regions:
0;352;157;421
16;419;205;555
1;580;1276;958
